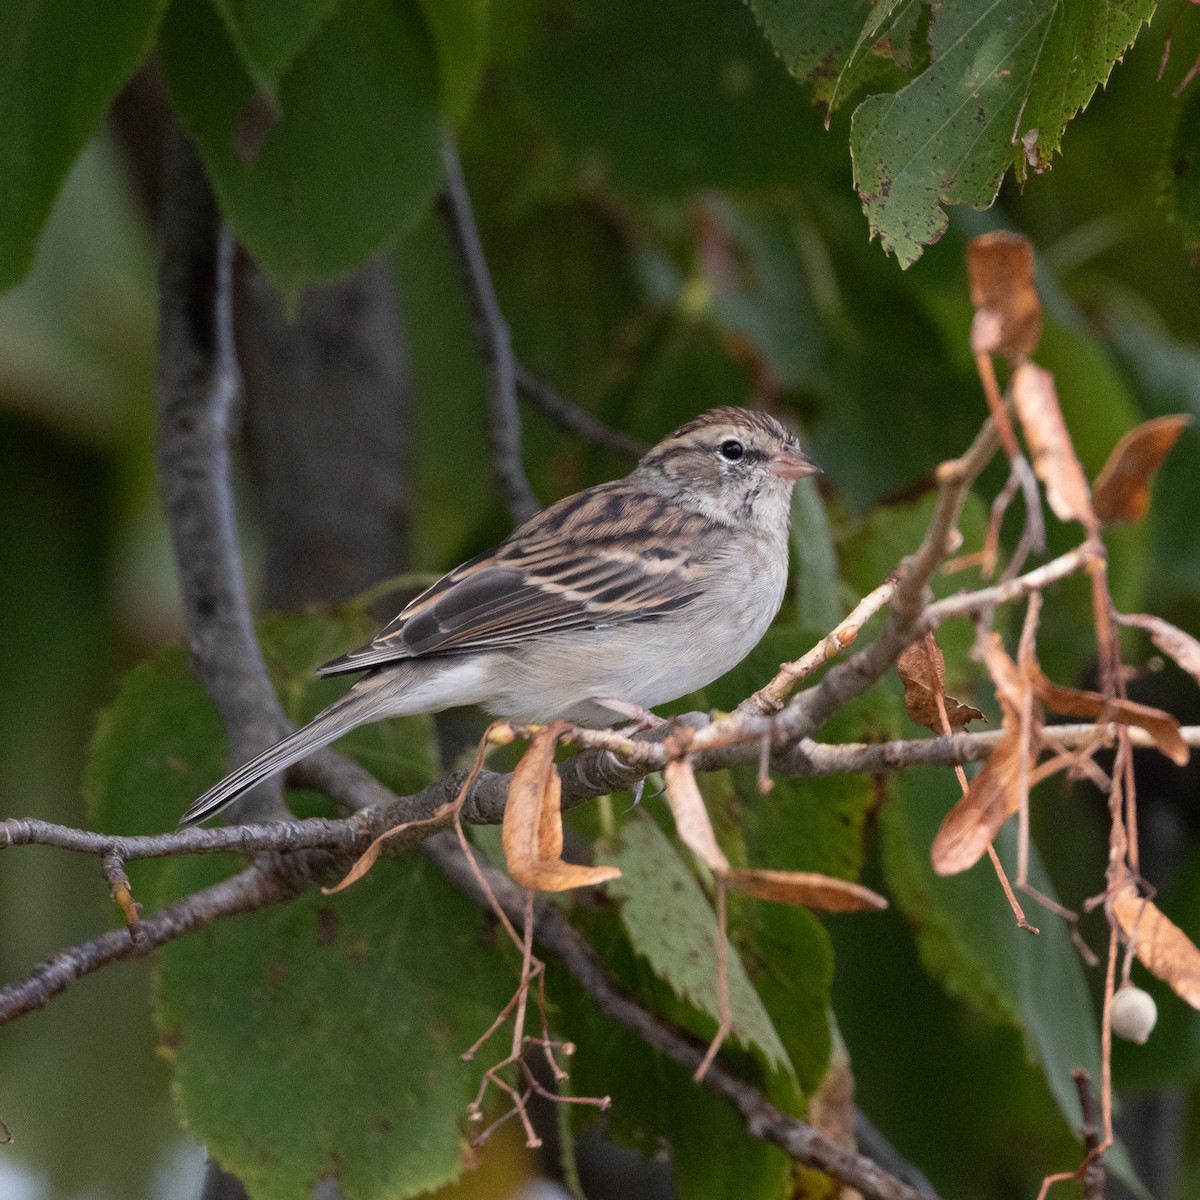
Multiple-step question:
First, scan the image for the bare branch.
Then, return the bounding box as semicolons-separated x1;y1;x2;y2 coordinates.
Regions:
0;858;324;1025
436;136;540;524
155;131;289;822
514;365;648;458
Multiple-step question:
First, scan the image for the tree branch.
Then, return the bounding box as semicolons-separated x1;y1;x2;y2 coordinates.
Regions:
436;136;540;524
155;131;289;823
514;365;648;459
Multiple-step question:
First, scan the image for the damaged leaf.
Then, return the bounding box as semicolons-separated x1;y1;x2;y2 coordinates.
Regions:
897;633;984;734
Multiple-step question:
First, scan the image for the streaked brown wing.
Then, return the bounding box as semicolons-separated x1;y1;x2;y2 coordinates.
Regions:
317;482;710;676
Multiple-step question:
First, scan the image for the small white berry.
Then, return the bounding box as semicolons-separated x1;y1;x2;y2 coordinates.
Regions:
1111;984;1157;1045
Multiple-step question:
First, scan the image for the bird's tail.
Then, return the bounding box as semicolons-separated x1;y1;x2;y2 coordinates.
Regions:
178;683;389;828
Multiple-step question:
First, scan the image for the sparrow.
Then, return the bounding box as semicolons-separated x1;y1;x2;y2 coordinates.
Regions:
179;407;819;826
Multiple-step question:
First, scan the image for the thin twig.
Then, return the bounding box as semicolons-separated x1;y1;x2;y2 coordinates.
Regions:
437;136;539;524
514;365;647;458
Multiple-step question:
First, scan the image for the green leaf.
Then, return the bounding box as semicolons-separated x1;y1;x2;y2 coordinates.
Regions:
743;0;873;102
850;0;1154;266
417;0;491;120
211;0;343;95
0;0;166;289
881;766;1101;1135
604;814;799;1091
551;946;793;1200
156;852;514;1200
160;0;442;294
84;647;228;896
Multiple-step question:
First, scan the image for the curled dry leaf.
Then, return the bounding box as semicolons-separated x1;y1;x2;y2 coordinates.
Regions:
897;633;984;734
1117;611;1200;686
966;232;1043;357
1112;883;1200;1009
721;869;886;912
663;758;729;872
1093;415;1192;526
323;801;459;895
503;722;620;892
1030;668;1189;766
931;726;1024;876
1011;362;1094;527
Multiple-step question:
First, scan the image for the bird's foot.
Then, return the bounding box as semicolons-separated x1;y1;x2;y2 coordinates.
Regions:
595;698;666;731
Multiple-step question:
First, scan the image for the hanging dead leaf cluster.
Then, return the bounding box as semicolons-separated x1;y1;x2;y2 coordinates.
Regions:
918;231;1199;1194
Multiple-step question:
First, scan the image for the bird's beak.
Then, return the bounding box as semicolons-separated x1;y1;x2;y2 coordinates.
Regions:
766;446;822;480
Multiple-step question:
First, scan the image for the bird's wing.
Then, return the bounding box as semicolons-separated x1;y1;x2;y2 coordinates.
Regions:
317;483;713;676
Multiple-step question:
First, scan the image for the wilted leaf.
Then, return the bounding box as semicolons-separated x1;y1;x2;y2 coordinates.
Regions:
931;727;1024;876
1030;669;1189;766
1117;611;1200;687
1012;362;1094;526
722;869;887;912
502;724;620;891
979;631;1026;718
897;634;984;733
966;233;1042;358
1112;883;1200;1009
1093;415;1192;526
664;759;730;872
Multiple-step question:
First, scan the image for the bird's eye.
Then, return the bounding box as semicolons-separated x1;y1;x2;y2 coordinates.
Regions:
718;439;745;462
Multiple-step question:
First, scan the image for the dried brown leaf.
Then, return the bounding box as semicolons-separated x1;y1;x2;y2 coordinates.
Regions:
663;758;729;872
1030;669;1189;766
323;801;459;895
1093;415;1192;525
1011;362;1093;526
979;631;1026;718
503;723;620;892
966;232;1043;357
1112;883;1200;1008
722;868;887;912
897;634;984;733
1118;611;1200;686
931;726;1024;875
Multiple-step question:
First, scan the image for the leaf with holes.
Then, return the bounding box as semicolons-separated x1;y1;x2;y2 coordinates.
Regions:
850;0;1152;266
897;634;984;734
